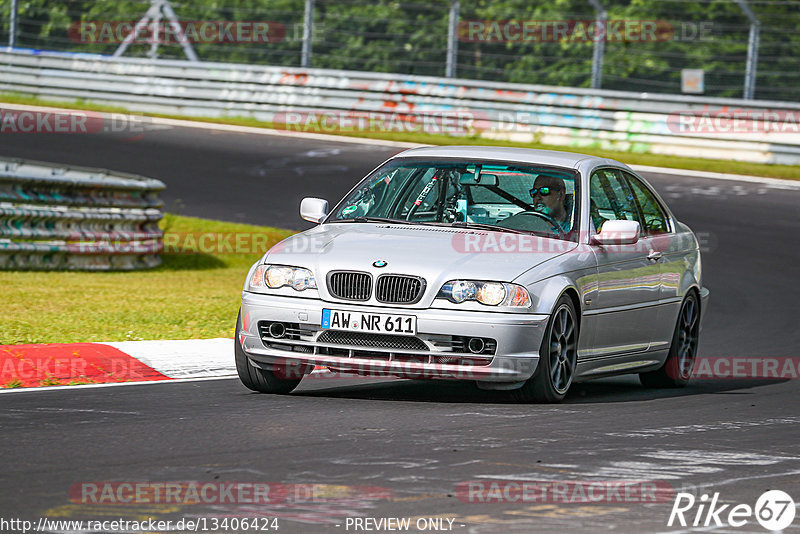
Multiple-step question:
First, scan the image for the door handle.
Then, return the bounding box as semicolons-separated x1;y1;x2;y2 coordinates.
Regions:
647;250;663;262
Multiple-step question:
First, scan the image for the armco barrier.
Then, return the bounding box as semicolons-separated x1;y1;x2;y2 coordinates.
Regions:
0;157;164;270
1;49;800;164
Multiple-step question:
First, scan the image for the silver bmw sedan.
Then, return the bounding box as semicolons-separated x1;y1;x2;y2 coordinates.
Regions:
236;146;709;402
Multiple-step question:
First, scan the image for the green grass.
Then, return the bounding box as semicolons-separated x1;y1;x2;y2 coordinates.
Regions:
2;92;799;181
0;214;294;344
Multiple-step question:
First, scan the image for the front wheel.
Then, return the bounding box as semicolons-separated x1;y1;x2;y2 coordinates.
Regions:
513;295;578;403
235;312;302;394
640;291;700;388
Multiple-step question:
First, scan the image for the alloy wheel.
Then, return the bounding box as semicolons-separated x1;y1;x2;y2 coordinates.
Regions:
549;304;577;394
676;295;699;380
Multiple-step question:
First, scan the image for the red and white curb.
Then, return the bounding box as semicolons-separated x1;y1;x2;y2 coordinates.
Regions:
105;338;235;379
0;339;236;391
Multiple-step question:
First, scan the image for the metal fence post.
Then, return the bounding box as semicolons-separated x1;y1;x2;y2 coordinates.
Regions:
8;0;18;48
301;0;314;68
113;0;197;61
588;0;606;90
735;0;760;100
446;0;460;78
161;0;198;61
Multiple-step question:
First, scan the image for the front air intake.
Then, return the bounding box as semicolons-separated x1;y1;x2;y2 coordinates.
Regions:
375;274;425;304
327;271;372;301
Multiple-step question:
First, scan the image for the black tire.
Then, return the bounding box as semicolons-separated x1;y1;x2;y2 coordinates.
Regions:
235;312;302;394
513;295;578;403
639;291;700;388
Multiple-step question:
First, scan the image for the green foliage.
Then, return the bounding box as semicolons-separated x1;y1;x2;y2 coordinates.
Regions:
1;0;798;99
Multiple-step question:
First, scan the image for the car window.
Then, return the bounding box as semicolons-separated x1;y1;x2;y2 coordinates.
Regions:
334;166;412;219
331;160;580;240
469;171;536;204
589;169;640;231
399;167;442;217
621;171;670;235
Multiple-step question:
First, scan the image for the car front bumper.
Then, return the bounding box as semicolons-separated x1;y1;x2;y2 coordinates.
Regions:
239;292;550;383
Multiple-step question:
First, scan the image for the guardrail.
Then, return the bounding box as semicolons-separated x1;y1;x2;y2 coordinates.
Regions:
1;48;799;165
0;157;165;270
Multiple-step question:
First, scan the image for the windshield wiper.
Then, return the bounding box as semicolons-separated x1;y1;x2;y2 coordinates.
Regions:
335;216;418;225
334;217;530;235
445;221;529;235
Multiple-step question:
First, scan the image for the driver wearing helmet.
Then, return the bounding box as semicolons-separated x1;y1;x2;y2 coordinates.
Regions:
529;175;570;232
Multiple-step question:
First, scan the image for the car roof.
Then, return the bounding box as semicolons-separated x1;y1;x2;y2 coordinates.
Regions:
393;146;624;170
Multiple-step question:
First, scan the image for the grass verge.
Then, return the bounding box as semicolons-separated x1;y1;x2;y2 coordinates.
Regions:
1;92;798;181
0;214;294;344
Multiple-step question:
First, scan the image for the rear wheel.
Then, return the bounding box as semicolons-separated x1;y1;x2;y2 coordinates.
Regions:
640;291;699;388
235;312;302;394
513;295;578;403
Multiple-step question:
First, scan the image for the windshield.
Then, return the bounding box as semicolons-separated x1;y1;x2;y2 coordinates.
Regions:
329;158;580;240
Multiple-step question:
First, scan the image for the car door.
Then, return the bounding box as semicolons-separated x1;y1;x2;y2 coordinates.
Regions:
619;170;683;353
585;168;661;359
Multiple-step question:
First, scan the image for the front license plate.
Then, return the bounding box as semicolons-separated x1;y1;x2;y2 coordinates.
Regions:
321;309;417;335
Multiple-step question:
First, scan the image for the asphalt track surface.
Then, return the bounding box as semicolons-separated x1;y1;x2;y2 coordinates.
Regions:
1;124;800;533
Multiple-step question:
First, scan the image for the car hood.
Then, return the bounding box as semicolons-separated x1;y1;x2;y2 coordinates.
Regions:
264;223;576;301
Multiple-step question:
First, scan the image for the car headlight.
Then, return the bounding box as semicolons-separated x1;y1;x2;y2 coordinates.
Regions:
437;280;531;307
250;264;317;291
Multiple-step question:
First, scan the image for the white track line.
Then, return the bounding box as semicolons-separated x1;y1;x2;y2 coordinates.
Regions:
147;116;425;149
630;164;800;189
0;102;423;149
0;374;238;394
1;102;797;187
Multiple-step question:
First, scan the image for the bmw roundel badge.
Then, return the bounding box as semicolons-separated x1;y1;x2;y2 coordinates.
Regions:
373;260;388;268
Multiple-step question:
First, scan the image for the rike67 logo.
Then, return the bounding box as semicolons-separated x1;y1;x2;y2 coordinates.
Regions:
668;490;795;531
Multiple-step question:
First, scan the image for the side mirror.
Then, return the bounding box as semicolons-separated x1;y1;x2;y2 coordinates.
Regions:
300;197;329;223
590;219;640;246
